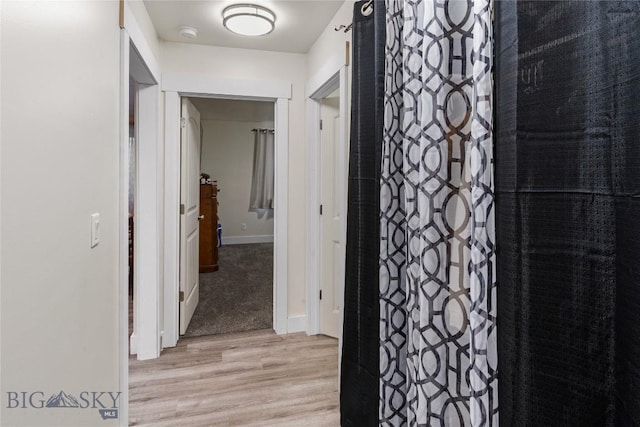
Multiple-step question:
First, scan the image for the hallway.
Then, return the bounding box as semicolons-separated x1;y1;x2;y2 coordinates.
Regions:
129;329;339;426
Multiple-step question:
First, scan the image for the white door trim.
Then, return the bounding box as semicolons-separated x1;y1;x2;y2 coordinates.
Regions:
118;29;130;427
162;75;291;347
163;73;291;100
273;98;289;335
122;3;161;82
306;66;349;336
162;91;181;347
135;81;162;361
1;0;4;419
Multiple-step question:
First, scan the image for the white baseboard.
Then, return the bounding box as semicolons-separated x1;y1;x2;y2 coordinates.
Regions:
223;235;274;245
287;315;307;333
129;332;137;355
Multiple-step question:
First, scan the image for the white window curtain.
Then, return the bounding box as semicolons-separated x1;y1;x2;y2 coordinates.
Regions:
379;0;498;425
249;129;275;211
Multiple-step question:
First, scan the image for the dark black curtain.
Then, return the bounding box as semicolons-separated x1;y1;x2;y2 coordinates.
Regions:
340;1;385;425
495;2;640;426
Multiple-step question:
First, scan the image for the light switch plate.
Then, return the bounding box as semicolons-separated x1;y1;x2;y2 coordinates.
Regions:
91;213;100;248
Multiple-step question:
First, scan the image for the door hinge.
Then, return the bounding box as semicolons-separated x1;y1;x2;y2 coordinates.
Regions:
319;290;323;300
179;291;185;302
180;204;185;215
320;120;323;130
320;204;323;215
180;117;186;128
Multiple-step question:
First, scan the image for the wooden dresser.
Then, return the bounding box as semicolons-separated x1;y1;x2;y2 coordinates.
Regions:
199;182;219;272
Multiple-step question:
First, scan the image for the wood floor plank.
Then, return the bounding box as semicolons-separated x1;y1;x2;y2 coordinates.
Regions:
129;329;339;426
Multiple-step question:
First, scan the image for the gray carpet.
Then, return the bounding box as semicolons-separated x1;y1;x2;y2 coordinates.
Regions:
184;243;273;337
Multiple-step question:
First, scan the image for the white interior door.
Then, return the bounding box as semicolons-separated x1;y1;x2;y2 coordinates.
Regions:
320;98;342;338
179;98;201;335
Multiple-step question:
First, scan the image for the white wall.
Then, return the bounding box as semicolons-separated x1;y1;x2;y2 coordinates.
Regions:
162;42;308;316
127;0;162;65
306;0;356;91
1;2;120;426
201;120;275;243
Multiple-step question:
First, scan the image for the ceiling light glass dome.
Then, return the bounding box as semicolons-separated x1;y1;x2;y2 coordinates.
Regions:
222;4;276;37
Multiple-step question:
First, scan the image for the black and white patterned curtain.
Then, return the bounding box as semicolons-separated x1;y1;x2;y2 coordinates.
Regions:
379;0;498;425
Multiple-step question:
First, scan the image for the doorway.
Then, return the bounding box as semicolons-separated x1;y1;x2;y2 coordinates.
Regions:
125;44;161;363
180;97;276;338
120;18;163;423
306;66;349;345
162;75;291;349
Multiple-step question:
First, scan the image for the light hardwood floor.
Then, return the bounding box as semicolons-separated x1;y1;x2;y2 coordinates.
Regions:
129;329;340;426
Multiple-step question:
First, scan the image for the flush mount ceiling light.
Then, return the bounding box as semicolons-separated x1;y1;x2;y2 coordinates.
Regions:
222;4;276;37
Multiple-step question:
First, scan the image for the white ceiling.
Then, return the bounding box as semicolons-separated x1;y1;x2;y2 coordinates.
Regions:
143;0;345;54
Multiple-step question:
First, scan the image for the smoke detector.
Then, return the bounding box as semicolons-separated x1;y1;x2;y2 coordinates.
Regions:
178;26;198;39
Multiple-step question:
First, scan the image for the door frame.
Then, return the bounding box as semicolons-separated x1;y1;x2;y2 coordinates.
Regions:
119;3;163;425
306;65;349;336
162;74;291;347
